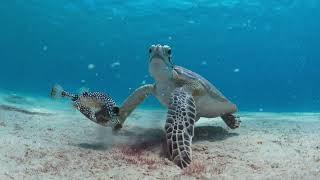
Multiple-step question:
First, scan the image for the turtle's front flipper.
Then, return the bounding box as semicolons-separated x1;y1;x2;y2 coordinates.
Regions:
118;84;154;125
165;87;196;168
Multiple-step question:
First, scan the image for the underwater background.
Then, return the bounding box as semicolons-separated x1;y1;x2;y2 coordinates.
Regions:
0;0;319;112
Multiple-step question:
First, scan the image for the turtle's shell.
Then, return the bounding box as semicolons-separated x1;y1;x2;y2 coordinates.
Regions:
174;66;229;103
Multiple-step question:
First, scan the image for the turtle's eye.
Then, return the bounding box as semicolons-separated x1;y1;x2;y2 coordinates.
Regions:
167;49;172;55
149;48;152;53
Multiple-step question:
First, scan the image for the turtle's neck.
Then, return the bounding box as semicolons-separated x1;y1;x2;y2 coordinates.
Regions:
149;58;173;82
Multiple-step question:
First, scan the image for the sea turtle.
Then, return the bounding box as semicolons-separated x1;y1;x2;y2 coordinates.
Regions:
50;84;121;128
117;44;240;168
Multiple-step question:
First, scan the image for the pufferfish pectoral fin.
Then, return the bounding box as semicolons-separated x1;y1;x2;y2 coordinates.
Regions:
93;105;121;129
165;87;196;169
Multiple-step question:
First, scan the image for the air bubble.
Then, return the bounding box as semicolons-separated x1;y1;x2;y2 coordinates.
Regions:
110;61;120;68
99;42;105;47
201;61;207;65
88;64;95;69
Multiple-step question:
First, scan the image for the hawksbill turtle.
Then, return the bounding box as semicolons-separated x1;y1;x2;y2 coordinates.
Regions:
117;44;240;168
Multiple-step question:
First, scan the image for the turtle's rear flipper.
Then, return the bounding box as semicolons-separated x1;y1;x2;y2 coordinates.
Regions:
221;113;241;129
165;87;196;169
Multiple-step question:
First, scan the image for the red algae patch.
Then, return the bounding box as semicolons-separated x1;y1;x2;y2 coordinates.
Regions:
182;160;207;176
111;145;163;170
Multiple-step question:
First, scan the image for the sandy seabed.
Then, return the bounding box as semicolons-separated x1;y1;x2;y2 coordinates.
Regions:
0;94;320;180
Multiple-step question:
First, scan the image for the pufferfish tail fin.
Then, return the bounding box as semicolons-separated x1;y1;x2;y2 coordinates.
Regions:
50;84;77;100
50;84;64;99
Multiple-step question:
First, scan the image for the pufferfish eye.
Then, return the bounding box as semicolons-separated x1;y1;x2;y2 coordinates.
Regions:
149;48;152;53
167;49;172;55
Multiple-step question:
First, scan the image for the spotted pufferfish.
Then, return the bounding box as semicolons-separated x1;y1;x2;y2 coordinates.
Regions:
50;84;121;129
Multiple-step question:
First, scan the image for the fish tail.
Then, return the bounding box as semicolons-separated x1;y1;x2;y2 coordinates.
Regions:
51;84;76;100
50;84;65;98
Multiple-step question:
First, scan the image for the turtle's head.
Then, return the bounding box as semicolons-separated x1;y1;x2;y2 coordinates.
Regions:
148;44;174;81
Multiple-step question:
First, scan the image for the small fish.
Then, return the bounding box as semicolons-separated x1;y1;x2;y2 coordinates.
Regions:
51;84;121;129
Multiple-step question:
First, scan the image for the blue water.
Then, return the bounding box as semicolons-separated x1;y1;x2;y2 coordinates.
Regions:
0;0;319;112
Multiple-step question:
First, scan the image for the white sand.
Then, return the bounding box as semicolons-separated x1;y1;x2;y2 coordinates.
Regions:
0;94;320;179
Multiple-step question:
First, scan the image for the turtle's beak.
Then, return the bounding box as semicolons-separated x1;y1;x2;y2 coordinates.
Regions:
150;46;172;65
150;45;164;60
